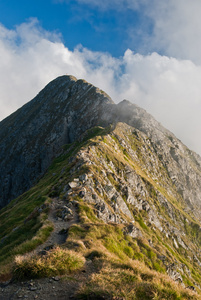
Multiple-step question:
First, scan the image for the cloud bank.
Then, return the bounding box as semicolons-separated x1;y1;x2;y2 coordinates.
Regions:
63;0;201;64
1;19;201;156
144;0;201;64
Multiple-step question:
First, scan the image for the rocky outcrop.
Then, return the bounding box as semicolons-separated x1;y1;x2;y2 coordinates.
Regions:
115;100;201;219
0;76;114;207
43;121;201;287
1;74;201;225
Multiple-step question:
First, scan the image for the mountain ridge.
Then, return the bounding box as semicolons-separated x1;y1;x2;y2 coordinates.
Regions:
0;75;114;207
1;75;201;298
1;75;201;218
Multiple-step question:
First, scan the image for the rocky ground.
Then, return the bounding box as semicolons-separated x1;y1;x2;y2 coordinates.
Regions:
35;197;79;254
0;262;96;300
0;198;92;300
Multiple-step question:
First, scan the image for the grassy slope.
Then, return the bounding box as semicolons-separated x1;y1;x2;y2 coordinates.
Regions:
0;124;201;299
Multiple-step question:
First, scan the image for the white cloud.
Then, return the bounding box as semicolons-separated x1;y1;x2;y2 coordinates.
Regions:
144;0;201;64
0;19;86;118
117;50;201;154
59;0;201;64
1;20;201;156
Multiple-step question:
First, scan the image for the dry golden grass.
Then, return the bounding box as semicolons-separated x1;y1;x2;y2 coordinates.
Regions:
78;257;199;300
13;247;85;279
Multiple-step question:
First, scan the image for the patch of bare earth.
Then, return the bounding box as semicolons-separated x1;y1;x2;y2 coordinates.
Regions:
0;260;96;300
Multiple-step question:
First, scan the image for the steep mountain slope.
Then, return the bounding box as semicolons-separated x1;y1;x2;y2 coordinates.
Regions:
1;76;201;217
1;76;201;299
116;100;201;220
0;75;113;208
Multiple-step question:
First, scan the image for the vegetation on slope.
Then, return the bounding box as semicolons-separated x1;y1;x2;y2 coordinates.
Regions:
0;124;201;299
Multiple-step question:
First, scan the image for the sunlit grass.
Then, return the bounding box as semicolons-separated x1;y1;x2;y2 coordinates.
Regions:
13;247;85;279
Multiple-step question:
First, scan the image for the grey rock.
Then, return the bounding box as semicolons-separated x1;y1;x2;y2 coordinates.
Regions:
124;223;142;238
173;238;179;249
79;174;88;182
29;287;37;291
68;182;78;189
167;263;183;283
73;178;79;182
52;276;60;281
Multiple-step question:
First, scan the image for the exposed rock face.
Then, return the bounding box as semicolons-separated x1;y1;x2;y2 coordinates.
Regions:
1;74;201;223
115;100;201;220
38;121;201;287
0;76;114;207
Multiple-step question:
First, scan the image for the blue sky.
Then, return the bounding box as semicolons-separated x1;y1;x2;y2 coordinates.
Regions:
0;0;150;56
1;0;201;155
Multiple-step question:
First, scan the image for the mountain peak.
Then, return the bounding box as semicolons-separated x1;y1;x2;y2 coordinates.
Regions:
2;76;201;297
1;75;201;219
0;76;114;207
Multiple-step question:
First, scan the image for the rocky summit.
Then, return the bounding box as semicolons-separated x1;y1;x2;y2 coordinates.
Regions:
1;75;201;299
0;75;114;208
